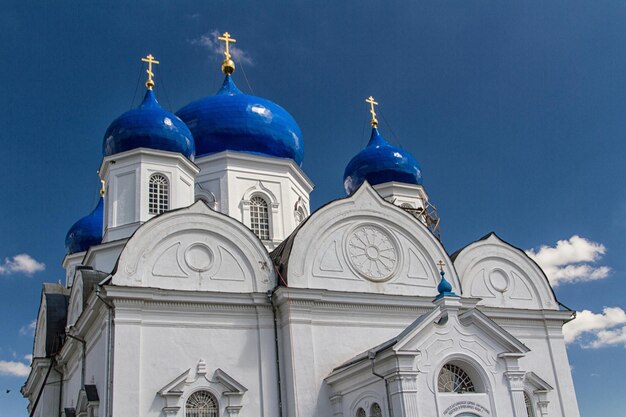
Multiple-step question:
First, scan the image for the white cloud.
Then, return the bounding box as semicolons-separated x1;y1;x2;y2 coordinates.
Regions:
19;320;36;336
190;30;254;66
0;254;45;276
563;307;626;348
24;354;33;363
525;235;610;286
0;360;30;377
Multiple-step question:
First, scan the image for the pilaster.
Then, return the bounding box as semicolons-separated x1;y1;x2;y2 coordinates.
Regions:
386;372;419;417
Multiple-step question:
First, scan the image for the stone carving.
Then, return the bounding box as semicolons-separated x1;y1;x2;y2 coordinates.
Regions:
184;243;214;272
346;225;399;281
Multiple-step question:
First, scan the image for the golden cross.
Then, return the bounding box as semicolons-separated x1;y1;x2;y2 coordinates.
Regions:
437;260;445;272
366;96;379;127
141;54;160;90
218;32;237;60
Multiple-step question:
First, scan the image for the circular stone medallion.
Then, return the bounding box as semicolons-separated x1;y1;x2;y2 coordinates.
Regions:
346;225;399;281
489;268;510;293
184;243;214;272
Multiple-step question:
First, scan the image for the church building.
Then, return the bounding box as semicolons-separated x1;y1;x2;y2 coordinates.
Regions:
22;33;581;417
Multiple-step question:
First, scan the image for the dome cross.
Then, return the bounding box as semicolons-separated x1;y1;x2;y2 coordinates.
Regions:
218;32;237;75
141;54;160;90
218;32;237;60
366;96;379;128
437;260;445;272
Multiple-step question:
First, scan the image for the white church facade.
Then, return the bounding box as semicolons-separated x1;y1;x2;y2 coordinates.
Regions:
22;34;581;417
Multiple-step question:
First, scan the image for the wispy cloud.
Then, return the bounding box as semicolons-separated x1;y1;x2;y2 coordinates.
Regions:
189;30;254;66
0;360;30;377
0;254;45;276
19;320;36;336
525;235;609;286
564;307;626;348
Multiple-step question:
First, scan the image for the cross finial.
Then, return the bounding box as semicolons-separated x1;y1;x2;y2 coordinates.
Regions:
218;32;237;75
437;260;445;273
218;32;237;60
141;54;160;90
366;96;379;128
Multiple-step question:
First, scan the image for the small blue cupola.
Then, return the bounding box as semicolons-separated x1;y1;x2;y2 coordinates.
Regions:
343;96;422;195
343;127;422;195
65;197;104;255
102;89;195;159
176;32;303;166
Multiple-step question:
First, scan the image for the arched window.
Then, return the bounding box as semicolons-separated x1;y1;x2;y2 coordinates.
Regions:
249;195;270;240
370;403;382;417
524;392;535;417
149;174;169;215
355;408;366;417
438;363;475;393
186;390;218;417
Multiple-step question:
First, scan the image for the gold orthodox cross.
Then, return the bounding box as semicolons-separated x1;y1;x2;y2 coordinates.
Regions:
437;260;445;272
141;54;160;90
366;96;379;127
218;32;237;60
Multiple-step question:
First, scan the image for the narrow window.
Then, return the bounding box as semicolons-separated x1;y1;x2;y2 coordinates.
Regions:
356;408;366;417
249;196;270;240
438;363;475;393
370;403;382;417
149;174;169;215
186;391;218;417
524;392;535;417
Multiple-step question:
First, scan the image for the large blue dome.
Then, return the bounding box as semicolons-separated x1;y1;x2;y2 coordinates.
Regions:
343;128;422;195
65;197;104;255
103;90;195;159
176;76;304;166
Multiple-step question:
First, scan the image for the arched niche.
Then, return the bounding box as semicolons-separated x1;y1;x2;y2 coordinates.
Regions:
452;233;557;310
280;183;460;296
113;201;275;293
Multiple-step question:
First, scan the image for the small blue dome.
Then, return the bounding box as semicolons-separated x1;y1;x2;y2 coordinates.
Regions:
103;90;195;159
437;271;453;294
176;76;304;165
65;198;104;255
343;128;422;195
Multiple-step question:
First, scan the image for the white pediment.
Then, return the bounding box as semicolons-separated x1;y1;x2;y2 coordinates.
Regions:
285;183;460;296
453;233;557;310
158;359;247;416
113;202;275;293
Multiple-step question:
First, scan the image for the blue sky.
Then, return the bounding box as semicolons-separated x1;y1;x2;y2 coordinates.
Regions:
1;1;625;416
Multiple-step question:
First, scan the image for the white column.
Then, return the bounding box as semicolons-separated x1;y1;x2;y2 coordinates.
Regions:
386;372;420;417
504;371;527;417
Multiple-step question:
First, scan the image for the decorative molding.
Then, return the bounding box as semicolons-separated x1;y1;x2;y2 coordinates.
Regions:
345;224;400;282
158;359;247;417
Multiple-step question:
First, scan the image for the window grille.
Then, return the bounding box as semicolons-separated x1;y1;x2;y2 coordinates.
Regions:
524;392;535;417
356;408;366;417
149;174;169;214
370;403;382;417
438;363;475;393
249;196;270;240
186;391;218;417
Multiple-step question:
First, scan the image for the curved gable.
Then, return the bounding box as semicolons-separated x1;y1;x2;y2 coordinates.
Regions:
113;201;275;293
283;184;460;296
453;233;557;310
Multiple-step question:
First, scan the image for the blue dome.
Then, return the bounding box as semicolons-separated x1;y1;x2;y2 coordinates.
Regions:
343;128;423;194
65;197;104;255
103;90;195;159
176;76;304;165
